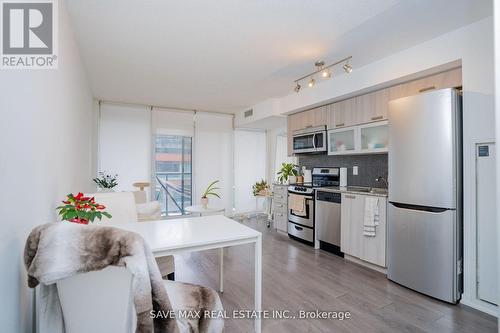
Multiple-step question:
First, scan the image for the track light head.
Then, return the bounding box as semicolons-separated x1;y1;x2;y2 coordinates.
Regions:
308;78;315;87
322;70;331;78
294;83;301;93
343;62;352;74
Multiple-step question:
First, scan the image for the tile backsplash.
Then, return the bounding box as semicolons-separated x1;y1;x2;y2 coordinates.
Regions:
298;153;388;188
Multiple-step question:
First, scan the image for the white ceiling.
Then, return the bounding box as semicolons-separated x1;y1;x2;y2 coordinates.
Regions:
67;0;491;114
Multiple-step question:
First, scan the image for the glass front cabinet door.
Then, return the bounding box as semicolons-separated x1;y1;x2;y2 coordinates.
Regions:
327;127;357;155
359;121;389;153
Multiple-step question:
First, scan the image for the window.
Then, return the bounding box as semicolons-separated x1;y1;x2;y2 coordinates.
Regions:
154;135;192;216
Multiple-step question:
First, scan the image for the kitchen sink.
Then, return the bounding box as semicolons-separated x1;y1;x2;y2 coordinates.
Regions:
346;186;372;193
370;188;388;195
345;186;388;195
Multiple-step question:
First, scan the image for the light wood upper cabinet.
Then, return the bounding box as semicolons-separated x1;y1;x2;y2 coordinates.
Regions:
389;67;462;101
355;89;389;124
327;99;356;129
312;106;327;127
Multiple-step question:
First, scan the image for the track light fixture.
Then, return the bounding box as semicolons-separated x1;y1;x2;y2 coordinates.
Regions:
293;56;352;93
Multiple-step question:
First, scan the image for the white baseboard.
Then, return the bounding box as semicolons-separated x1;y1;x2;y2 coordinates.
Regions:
460;298;498;317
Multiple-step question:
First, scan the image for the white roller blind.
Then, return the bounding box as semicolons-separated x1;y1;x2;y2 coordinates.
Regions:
234;129;267;213
98;103;151;192
152;107;194;136
194;112;233;214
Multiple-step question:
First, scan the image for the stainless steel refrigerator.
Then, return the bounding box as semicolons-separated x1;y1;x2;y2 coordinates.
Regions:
387;88;462;303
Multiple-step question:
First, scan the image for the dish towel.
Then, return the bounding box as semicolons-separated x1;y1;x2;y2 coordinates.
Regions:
363;197;380;237
288;193;307;217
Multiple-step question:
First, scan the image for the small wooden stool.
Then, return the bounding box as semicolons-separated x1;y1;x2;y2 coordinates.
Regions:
132;182;150;191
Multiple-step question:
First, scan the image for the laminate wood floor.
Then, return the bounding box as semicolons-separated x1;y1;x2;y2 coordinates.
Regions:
174;215;497;333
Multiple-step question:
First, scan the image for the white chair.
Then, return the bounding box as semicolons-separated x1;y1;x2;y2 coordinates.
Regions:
56;266;224;333
89;192;175;280
57;266;136;333
132;190;162;221
91;192;138;224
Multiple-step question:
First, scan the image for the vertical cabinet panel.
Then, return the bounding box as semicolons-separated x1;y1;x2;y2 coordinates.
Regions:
356;89;389;124
360;196;387;267
312;106;327;127
327;99;356;129
341;194;360;257
341;193;387;267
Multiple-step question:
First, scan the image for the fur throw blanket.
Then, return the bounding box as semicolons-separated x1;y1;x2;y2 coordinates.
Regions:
24;222;179;333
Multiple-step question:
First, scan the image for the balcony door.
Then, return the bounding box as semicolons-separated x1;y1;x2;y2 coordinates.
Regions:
154;134;192;216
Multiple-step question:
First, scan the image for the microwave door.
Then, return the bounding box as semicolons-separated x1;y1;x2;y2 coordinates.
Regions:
314;132;325;150
293;134;315;153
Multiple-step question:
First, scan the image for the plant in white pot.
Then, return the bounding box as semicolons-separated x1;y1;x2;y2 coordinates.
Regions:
277;163;299;185
200;180;220;209
93;172;118;192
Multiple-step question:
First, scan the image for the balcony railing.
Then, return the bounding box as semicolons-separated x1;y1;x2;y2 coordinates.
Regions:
155;171;192;216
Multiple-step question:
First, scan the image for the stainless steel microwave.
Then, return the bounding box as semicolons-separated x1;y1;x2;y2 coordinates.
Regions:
292;126;327;154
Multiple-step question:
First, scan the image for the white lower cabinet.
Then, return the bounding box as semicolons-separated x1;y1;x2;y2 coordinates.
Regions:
272;185;288;233
340;193;387;267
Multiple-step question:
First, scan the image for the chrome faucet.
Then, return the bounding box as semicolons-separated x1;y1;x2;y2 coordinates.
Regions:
375;176;388;189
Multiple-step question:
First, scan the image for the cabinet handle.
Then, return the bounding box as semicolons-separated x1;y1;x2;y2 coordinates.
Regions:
335;123;345;127
345;195;356;199
419;86;436;93
306;125;313;128
371;116;383;121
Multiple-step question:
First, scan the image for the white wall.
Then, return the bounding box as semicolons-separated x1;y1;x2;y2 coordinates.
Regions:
234;130;267;213
236;17;496;314
493;1;500;322
193;113;234;214
266;126;297;183
0;0;94;331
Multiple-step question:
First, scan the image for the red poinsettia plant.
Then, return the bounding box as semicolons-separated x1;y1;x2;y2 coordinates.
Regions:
56;192;112;224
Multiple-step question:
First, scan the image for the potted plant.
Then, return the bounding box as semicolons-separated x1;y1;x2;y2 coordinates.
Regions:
56;192;112;224
93;172;118;192
200;180;220;209
252;179;270;196
277;163;299;185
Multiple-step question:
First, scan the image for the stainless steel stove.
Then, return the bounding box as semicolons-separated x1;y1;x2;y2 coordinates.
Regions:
287;167;339;246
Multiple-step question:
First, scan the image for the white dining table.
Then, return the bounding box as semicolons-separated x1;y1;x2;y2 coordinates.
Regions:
108;215;263;333
185;205;225;216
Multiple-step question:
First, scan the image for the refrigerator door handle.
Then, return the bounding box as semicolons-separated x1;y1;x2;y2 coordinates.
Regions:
389;202;449;213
